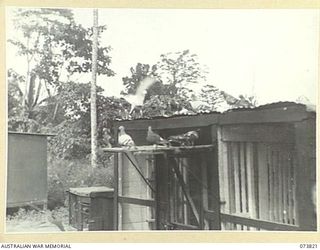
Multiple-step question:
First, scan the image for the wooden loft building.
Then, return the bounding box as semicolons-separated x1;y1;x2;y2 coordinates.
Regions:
109;102;316;231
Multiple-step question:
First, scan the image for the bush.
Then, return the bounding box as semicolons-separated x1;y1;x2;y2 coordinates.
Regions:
47;158;114;210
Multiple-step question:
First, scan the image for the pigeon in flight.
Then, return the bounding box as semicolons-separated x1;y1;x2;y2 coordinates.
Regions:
118;126;136;148
125;76;158;116
146;126;169;146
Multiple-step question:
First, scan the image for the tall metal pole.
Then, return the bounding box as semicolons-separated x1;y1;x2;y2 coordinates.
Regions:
91;8;98;169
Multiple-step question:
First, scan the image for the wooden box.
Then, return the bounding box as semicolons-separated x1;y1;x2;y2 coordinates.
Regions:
68;186;114;231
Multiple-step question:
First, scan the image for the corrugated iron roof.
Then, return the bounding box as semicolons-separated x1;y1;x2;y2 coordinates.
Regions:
115;101;313;122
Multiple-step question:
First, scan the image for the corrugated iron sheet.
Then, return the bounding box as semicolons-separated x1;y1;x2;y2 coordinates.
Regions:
116;101;313;122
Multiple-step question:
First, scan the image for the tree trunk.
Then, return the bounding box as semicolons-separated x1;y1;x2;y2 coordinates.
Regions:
90;9;99;169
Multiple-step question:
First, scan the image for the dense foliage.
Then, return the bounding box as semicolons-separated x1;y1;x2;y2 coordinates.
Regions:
8;8;119;160
47;158;114;209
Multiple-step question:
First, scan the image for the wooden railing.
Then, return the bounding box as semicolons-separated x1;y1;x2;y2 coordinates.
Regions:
204;210;300;231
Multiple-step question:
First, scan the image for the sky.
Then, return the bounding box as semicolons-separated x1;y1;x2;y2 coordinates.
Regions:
6;8;320;105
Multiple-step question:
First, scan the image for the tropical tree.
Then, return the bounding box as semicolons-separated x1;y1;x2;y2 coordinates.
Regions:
156;50;207;96
7;69;23;117
8;8;114;131
198;84;224;111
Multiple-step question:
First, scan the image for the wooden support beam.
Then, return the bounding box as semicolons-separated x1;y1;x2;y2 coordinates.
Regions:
170;222;199;230
113;152;119;230
118;152;123;230
154;154;160;230
218;212;300;231
217;127;230;214
209;125;221;230
103;145;213;153
217;127;230;230
200;152;210;229
118;196;156;207
221;124;294;143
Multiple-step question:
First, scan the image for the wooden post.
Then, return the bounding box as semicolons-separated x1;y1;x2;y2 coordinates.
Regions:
217;126;229;230
294;119;316;231
113;152;119;230
200;152;210;229
90;8;99;169
163;153;171;229
154;154;160;230
209;125;221;230
118;152;123;230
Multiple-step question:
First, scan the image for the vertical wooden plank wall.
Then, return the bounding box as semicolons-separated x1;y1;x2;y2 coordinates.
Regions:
246;142;257;230
295;119;317;231
231;142;240;216
217;123;310;230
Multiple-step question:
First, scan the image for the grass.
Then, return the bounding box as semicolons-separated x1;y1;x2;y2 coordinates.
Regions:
6;206;76;232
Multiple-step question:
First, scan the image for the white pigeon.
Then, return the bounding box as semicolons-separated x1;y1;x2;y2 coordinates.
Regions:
118;126;136;148
125;76;158;115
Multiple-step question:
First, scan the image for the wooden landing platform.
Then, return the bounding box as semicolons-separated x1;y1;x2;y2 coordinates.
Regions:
102;144;214;154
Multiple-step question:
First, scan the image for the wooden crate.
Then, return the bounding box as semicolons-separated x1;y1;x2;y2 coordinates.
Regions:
68;187;114;231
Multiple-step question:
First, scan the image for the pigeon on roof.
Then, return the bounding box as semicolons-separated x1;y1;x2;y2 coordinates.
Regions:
118;126;136;148
146;126;169;146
